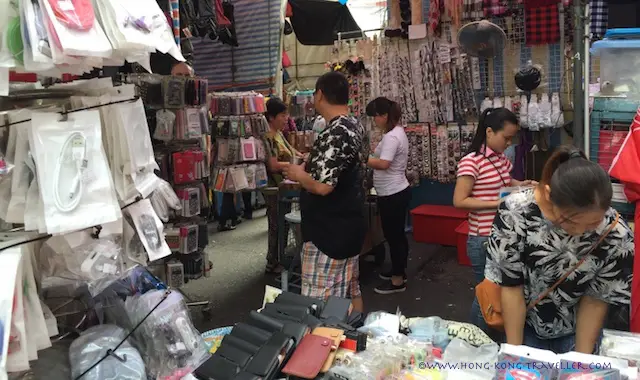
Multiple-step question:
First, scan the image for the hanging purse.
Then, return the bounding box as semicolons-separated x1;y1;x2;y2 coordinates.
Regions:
476;212;620;331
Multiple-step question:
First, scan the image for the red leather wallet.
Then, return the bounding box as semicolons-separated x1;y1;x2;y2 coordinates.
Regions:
282;334;332;379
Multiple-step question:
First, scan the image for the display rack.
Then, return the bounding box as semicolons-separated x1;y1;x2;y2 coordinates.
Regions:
127;74;213;315
210;92;270;208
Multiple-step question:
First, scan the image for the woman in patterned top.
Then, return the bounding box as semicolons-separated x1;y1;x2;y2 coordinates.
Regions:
262;98;305;274
484;146;634;353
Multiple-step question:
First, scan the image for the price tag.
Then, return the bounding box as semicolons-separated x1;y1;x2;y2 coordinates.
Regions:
438;44;451;64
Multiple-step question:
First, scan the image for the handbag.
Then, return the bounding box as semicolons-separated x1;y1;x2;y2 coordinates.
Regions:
476;212;620;330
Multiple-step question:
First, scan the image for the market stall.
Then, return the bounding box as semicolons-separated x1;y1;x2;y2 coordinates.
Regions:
198;289;640;380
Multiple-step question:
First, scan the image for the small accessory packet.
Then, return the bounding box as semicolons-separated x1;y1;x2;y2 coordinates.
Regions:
281;334;332;379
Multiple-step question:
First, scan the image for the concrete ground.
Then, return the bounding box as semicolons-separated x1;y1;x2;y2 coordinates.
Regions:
184;209;477;332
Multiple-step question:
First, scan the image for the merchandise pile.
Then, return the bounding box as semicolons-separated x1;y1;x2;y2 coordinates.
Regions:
198;290;640;380
0;0;185;83
0;77;211;379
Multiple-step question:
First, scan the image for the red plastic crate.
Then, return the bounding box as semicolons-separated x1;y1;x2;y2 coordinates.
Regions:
454;221;471;266
410;205;468;246
598;130;628;173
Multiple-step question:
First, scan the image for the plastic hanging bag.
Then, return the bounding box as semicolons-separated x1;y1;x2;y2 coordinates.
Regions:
124;290;210;379
69;324;146;380
66;238;126;297
124;199;171;262
6;113;31;223
29;109;121;234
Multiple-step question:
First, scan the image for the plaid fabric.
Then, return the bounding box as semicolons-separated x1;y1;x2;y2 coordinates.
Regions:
463;0;483;20
589;0;608;38
301;242;361;300
525;2;561;45
484;0;507;17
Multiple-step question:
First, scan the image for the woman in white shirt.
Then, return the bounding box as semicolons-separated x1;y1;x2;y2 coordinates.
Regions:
366;97;411;295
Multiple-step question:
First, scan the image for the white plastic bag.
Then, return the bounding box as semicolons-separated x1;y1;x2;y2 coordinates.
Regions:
125;199;171;262
29;110;121;234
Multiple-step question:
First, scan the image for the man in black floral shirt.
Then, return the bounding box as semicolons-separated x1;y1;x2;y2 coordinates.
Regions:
284;72;369;311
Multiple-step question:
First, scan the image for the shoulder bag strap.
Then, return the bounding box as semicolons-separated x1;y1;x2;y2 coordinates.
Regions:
526;212;620;310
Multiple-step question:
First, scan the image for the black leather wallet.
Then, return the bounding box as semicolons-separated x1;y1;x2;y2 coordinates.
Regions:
221;334;260;354
264;303;310;320
244;331;293;377
249;310;309;345
230;322;272;347
274;292;324;316
320;296;351;322
195;354;241;380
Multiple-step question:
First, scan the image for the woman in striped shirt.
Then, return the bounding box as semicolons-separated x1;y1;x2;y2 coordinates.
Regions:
453;108;534;285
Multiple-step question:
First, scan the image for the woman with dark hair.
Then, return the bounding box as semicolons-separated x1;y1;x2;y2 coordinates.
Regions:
366;97;411;294
454;108;535;285
262;97;305;273
481;146;633;353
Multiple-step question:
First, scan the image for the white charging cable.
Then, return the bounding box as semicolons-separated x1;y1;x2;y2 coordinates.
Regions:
53;132;88;213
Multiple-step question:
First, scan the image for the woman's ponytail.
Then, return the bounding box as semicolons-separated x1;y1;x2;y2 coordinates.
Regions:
539;145;611;212
468;108;493;154
468;107;518;155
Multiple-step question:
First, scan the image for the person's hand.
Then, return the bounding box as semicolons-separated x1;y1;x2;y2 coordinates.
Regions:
171;62;194;77
522;180;539;186
283;163;306;182
302;153;309;162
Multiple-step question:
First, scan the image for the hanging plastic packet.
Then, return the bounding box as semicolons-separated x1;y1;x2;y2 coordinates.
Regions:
6;112;31;224
124;290;210;379
154;109;176;141
124;199;171;262
29;109;121;234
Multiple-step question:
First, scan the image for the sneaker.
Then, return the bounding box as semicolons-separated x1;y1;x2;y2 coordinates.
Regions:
378;272;408;283
374;281;407;295
217;223;236;232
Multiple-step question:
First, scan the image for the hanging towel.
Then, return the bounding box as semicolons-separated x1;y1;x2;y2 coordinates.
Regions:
524;0;561;45
589;0;608;38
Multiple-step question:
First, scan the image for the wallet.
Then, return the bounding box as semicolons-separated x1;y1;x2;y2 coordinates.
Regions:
248;310;309;345
281;334;332;379
275;292;324;316
312;327;345;373
320;296;352;322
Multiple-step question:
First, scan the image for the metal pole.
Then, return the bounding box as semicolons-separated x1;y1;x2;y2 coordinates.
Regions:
572;0;585;150
583;1;591;158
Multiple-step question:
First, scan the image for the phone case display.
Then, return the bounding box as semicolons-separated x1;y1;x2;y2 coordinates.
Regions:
209;92;265;116
171;149;208;185
404;123;477;184
136;77;209;109
211;93;270;194
154;107;208;141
